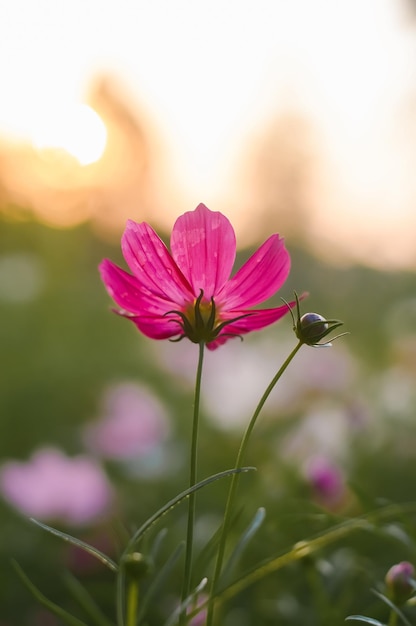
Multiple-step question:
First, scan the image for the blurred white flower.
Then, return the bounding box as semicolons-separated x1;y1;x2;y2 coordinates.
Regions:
281;403;350;460
200;331;355;429
151;339;199;389
83;382;171;459
201;335;281;429
376;366;416;417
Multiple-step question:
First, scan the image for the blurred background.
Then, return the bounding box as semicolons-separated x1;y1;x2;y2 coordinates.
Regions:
2;1;416;624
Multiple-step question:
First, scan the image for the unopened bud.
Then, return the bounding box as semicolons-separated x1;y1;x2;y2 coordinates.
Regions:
283;291;346;347
299;313;329;343
385;561;415;605
121;552;152;581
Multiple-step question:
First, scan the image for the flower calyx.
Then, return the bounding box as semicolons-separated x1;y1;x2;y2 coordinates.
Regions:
121;552;152;581
165;290;251;345
283;292;347;347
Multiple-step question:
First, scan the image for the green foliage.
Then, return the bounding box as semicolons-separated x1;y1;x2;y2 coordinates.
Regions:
2;215;416;624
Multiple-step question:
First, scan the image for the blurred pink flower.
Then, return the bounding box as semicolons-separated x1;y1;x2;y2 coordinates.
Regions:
305;456;346;509
100;203;294;350
174;593;207;626
386;561;415;604
83;382;170;459
188;594;207;626
0;448;113;525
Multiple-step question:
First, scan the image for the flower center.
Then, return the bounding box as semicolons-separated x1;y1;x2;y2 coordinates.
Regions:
176;291;219;344
165;290;251;346
185;297;217;330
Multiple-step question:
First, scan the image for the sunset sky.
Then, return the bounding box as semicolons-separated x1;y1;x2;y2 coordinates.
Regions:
1;0;415;268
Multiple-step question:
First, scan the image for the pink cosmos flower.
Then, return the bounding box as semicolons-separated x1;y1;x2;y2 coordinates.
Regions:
99;203;293;350
0;448;113;525
305;456;346;509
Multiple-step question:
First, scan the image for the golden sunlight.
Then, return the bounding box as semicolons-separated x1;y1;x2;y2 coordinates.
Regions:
31;104;107;166
0;0;415;266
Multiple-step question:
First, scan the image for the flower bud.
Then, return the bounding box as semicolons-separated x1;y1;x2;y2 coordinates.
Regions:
121;552;152;581
385;561;415;605
284;291;346;347
299;313;329;341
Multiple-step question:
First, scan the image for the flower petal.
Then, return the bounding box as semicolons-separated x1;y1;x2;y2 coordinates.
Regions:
218;234;290;309
122;220;194;305
206;301;296;350
100;260;189;318
170;203;236;298
99;259;144;314
122;313;184;341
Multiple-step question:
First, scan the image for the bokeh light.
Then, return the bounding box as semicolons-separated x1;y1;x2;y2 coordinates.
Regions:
0;0;415;266
31;104;107;166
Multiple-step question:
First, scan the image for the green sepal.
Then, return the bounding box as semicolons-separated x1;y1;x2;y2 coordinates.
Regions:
165;289;252;344
282;291;348;347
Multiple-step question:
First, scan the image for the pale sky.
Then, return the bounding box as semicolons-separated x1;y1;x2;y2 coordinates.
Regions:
1;0;416;267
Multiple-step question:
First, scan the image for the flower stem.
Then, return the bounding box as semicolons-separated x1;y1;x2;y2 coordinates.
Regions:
180;341;205;624
207;340;303;625
388;610;398;626
126;580;139;626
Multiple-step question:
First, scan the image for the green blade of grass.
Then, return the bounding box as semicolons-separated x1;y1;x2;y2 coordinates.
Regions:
137;542;185;623
12;559;89;626
63;570;115;626
220;507;266;585
346;617;387;626
124;466;255;554
30;517;118;572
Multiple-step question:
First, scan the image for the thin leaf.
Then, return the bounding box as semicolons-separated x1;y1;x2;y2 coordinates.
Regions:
116;564;126;626
215;503;416;605
196;508;244;576
30;518;118;572
164;577;208;626
63;571;115;626
149;528;168;563
11;560;89;626
137;542;185;622
114;468;253;625
216;516;372;602
346;616;387;626
371;589;412;626
221;507;266;584
124;466;255;554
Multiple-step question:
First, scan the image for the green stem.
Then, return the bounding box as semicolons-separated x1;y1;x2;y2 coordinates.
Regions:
207;340;303;625
388;610;398;626
179;341;205;625
126;580;139;626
